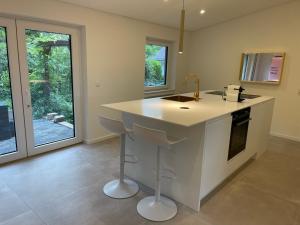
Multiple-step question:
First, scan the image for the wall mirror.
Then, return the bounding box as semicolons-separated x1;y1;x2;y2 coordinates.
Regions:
240;52;285;84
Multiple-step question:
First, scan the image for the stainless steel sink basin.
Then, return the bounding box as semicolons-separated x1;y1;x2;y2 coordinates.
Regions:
206;91;224;96
206;91;261;99
242;94;261;99
162;95;196;102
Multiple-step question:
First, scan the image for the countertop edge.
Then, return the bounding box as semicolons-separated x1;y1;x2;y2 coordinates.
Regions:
101;93;275;127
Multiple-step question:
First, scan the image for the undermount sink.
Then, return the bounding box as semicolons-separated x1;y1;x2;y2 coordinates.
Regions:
206;91;261;99
162;95;196;102
241;93;261;99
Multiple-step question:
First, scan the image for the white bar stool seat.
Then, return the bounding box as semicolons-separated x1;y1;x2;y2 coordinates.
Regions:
133;123;186;222
99;116;139;199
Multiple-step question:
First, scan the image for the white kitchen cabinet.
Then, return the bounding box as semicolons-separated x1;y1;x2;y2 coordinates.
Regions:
200;115;232;199
104;92;275;211
200;99;274;200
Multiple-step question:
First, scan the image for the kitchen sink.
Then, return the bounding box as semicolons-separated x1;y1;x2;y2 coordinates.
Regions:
242;94;261;99
206;91;261;99
162;95;196;102
206;91;224;96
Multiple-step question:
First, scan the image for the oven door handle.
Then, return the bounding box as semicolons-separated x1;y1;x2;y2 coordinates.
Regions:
236;118;252;126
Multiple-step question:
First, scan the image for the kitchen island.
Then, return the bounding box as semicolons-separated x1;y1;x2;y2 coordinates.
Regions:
102;91;274;211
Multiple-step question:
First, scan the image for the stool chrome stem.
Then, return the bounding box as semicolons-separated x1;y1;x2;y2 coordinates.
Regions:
155;146;161;203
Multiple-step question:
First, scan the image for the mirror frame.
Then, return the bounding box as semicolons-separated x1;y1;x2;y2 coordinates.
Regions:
239;52;286;85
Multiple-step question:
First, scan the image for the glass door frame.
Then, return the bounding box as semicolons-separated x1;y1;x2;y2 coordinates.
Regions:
16;20;83;156
0;17;27;164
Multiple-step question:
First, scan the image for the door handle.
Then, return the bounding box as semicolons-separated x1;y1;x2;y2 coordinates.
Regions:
236;118;252;126
25;89;31;108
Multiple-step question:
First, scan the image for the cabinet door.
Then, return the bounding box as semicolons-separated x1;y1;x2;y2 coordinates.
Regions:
200;115;232;199
247;100;275;158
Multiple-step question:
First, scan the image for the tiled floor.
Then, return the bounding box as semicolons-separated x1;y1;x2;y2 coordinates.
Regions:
0;136;299;225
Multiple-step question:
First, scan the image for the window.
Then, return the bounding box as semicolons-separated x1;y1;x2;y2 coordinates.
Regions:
144;42;169;88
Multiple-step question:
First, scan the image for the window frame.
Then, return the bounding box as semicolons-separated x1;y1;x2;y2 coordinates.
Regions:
144;39;172;92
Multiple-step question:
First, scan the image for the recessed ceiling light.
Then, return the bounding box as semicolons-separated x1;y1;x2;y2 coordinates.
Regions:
200;9;206;15
163;0;169;2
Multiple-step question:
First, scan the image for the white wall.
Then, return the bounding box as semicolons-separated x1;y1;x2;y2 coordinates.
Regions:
0;0;191;143
188;1;300;141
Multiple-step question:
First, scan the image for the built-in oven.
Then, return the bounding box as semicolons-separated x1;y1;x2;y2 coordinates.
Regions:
228;107;251;161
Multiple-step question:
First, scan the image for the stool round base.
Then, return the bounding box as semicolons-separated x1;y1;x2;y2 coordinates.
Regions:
137;196;177;221
103;179;139;199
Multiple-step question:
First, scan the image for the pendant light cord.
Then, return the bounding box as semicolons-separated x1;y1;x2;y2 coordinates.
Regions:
178;0;185;54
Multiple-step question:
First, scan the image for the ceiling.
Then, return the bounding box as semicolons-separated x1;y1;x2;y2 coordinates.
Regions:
57;0;295;31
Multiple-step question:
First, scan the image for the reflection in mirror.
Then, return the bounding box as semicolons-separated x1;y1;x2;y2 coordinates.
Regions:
240;52;285;84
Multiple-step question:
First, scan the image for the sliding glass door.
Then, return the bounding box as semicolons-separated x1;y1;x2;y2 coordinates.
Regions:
0;18;82;163
0;18;27;164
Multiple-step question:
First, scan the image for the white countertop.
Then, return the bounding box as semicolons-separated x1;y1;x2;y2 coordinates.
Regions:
102;91;274;127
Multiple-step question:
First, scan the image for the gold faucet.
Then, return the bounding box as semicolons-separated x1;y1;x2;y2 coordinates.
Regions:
185;74;200;101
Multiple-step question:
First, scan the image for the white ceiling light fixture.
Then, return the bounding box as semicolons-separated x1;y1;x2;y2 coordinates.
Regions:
178;0;185;54
200;9;206;15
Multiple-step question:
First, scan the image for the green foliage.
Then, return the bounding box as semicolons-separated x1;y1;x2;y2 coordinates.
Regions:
0;28;74;124
145;44;161;59
145;60;163;81
25;30;74;124
0;71;12;107
145;44;165;87
0;28;12;108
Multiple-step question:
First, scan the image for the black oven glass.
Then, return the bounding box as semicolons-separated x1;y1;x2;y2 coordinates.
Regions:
228;107;251;161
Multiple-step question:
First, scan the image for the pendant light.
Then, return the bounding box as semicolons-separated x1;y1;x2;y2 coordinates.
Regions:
178;0;185;54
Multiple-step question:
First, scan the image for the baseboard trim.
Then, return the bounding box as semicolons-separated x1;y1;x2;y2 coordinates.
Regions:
84;134;118;144
270;132;300;142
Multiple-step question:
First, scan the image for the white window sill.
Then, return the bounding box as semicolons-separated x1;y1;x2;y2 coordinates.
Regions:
144;89;175;98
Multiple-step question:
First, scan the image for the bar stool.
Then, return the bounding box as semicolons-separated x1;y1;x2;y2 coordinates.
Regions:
133;123;186;222
99;116;139;199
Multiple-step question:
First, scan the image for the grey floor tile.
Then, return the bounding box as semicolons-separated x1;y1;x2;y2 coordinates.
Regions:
0;185;30;223
0;211;45;225
4;162;113;209
268;136;300;159
237;150;300;204
33;181;143;225
145;204;211;225
0;136;299;225
0;144;83;180
200;181;298;225
295;207;300;225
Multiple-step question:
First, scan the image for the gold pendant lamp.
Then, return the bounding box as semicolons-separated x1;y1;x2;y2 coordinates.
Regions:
178;0;185;54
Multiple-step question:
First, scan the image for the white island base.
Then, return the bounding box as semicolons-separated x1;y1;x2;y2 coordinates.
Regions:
104;93;274;211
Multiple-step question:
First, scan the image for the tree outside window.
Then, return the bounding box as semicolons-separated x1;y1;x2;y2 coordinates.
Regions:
145;44;168;87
